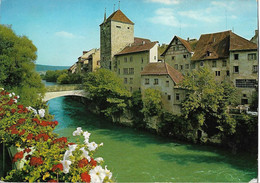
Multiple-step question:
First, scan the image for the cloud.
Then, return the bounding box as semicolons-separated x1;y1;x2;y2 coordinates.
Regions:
179;10;218;23
145;0;180;5
55;31;84;39
211;1;235;11
149;8;187;27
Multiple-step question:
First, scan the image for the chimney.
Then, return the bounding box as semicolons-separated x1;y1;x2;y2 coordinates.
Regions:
142;41;145;45
187;37;190;42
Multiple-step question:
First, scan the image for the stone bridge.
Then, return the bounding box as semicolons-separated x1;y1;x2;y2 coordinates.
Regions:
43;84;88;102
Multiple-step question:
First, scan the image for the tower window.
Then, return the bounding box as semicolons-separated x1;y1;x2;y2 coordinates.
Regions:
116;25;121;28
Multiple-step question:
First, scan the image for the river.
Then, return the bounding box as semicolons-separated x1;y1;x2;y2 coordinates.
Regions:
47;95;257;182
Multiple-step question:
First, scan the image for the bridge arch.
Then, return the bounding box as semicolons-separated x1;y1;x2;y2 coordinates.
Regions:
43;90;88;102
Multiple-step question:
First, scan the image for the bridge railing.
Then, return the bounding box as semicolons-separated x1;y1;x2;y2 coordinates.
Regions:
46;84;84;92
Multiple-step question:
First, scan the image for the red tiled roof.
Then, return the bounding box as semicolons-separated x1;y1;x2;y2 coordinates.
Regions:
191;30;257;61
115;41;157;56
106;10;134;25
161;36;196;56
134;37;151;44
141;62;184;84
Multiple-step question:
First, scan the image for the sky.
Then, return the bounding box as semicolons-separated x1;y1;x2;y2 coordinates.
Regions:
0;0;258;66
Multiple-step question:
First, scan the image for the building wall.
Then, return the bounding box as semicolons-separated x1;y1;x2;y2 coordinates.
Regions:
90;49;101;72
149;43;158;63
140;75;186;115
100;20;134;70
116;51;150;92
164;39;192;75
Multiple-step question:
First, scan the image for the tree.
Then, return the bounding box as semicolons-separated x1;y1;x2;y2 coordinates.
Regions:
57;73;69;84
142;88;162;117
83;69;131;119
0;25;45;106
180;68;236;138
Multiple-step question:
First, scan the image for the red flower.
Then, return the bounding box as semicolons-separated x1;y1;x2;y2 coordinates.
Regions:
13;151;24;162
78;158;89;168
24;148;31;153
32;118;40;124
18;118;26;124
29;157;43;167
90;158;97;167
19;129;26;136
47;179;58;183
68;142;75;145
53;137;67;144
18;110;23;114
35;133;49;141
11;108;16;114
81;172;91;183
11;128;19;135
18;104;24;109
26;133;34;140
51;163;63;172
7;99;14;106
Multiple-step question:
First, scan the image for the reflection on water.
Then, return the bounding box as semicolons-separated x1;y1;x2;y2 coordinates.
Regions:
48;96;257;182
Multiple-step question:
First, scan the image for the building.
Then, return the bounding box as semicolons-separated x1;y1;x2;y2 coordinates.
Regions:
161;36;197;75
141;62;185;114
191;30;258;104
100;10;134;70
115;37;158;92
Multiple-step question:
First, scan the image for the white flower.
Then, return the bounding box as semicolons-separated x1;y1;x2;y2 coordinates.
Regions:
104;165;112;179
38;109;45;118
99;142;103;147
80;147;91;162
73;127;83;136
87;142;98;151
89;166;106;183
17;95;20;99
60;159;72;174
27;106;37;115
0;88;4;90
83;131;91;144
63;144;77;160
68;144;77;152
8;93;12;97
94;157;103;164
12;92;15;96
13;99;17;103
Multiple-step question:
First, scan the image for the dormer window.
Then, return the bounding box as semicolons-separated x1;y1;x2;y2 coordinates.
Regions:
207;51;211;56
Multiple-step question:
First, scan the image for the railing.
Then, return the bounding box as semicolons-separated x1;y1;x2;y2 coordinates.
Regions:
46;84;83;92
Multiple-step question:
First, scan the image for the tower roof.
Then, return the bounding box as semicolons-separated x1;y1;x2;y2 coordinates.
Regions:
104;10;134;25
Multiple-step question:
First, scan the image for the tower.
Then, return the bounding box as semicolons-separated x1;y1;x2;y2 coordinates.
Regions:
100;9;134;70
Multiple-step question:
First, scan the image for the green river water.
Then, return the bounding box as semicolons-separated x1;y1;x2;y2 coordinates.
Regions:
48;96;257;182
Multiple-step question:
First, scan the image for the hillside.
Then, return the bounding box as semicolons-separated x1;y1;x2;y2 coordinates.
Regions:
36;64;70;72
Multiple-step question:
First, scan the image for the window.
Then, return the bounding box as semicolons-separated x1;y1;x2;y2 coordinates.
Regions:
154;56;156;60
166;81;169;87
168;95;171;100
191;63;195;69
212;61;217;67
176;93;180;101
141;57;144;63
141;67;143;71
174;64;178;70
130;78;133;84
145;78;149;85
172;56;175;60
183;55;187;59
226;70;230;76
97;61;100;66
118;69;120;74
130;56;133;62
253;65;258;73
235;79;257;88
154;79;159;85
118;60;120;65
185;64;189;69
233;66;239;73
124;78;127;84
234;54;239;60
124;57;127;62
222;60;227;67
116;25;121;28
180;65;183;70
129;68;134;74
248;53;256;60
241;99;248;105
200;61;204;67
215;71;220;76
127;27;130;29
207;51;211;56
243;94;247;97
123;68;128;75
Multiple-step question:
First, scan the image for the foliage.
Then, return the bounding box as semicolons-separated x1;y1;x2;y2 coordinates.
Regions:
159;112;195;141
0;88;113;182
129;91;145;128
250;87;258;111
141;88;162;117
83;69;131;118
0;25;45;106
43;70;67;82
57;73;70;84
180;68;236;138
44;70;83;84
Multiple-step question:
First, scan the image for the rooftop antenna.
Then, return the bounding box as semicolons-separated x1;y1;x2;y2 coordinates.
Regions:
118;1;120;10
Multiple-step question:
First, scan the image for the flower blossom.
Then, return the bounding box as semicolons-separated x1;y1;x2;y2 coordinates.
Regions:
80;147;91;162
89;165;107;183
81;172;91;182
83;131;91;144
87;142;98;152
73;127;83;136
94;157;104;164
27;106;37;115
38;109;45;118
60;159;72;174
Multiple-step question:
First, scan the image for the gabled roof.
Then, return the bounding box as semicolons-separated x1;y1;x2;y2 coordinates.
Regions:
191;30;257;61
141;62;184;84
115;41;157;56
134;37;151;44
104;10;134;25
161;36;196;56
